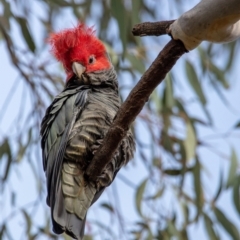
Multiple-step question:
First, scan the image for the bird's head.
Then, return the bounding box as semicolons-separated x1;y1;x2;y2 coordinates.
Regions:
48;23;112;83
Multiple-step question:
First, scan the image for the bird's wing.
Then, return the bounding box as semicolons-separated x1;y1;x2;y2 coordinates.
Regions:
40;85;89;212
41;85;135;239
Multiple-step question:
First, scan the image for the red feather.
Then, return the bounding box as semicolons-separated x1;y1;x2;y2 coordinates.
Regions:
48;23;110;77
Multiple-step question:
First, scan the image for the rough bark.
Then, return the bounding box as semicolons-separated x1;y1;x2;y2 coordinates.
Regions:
85;22;187;181
132;20;175;36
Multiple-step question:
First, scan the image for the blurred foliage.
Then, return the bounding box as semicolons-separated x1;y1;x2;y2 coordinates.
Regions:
0;0;240;239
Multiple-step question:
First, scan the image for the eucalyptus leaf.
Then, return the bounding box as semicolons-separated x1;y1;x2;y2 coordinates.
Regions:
164;169;181;176
126;52;145;74
213;170;223;203
131;0;142;24
184;121;197;162
234;121;240;128
22;210;32;234
101;202;115;213
146;187;164;200
214;207;239;239
15;16;36;52
135;178;148;217
185;60;206;105
2;0;12;30
233;175;240;214
181;202;189;225
165;74;175;109
0;224;6;240
226;149;238;188
203;214;219;240
83;235;93;240
0;138;12;182
111;0;127;54
167;221;181;238
193;158;202;212
104;42;119;67
150;90;162;112
210;62;229;89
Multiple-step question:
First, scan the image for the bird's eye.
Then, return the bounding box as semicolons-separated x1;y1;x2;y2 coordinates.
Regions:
89;56;95;64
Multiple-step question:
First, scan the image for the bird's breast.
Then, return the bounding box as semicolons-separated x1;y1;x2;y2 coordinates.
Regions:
64;88;120;167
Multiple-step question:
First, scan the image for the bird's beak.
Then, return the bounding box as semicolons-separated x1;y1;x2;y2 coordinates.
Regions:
72;62;86;78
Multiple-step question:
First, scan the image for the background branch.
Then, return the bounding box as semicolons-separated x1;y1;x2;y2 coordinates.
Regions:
132;20;175;37
85;35;187;181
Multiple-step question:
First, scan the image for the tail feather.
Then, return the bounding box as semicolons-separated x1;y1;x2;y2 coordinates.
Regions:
52;179;86;239
49;161;107;239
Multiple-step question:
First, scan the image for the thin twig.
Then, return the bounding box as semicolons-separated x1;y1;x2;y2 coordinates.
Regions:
0;23;34;89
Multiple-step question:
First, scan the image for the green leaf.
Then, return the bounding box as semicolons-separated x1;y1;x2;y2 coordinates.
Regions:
136;221;149;229
167;221;181;238
146;229;154;240
233;175;240;214
164;169;181;176
184;121;197;161
165;74;175;109
203;214;219;240
226;149;238;188
22;210;32;234
164;167;193;176
63;233;73;240
0;138;12;182
179;140;187;163
213;170;223;203
146;187;164;200
131;0;141;24
214;207;239;239
234;121;240;128
83;235;93;240
101;202;114;213
190;117;209;126
130;230;142;239
0;224;6;240
224;42;237;71
50;0;87;7
193;158;202;212
185;60;206;105
39;226;58;238
111;0;127;54
161;131;173;154
142;2;155;17
1;0;12;30
150;90;162;112
104;42;119;67
180;229;189;240
15;16;35;52
29;233;38;240
11;191;16;206
126;51;145;74
210;62;229;89
99;1;111;32
181;202;189;225
152;157;161;168
135;178;148;217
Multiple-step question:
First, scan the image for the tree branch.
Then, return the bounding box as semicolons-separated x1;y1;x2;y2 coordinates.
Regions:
85;29;187;181
0;22;35;90
132;20;175;37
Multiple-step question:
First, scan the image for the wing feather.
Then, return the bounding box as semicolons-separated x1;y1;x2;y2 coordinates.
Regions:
41;86;90;207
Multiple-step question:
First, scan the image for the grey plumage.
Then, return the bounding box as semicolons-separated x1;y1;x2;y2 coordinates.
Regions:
41;67;135;239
